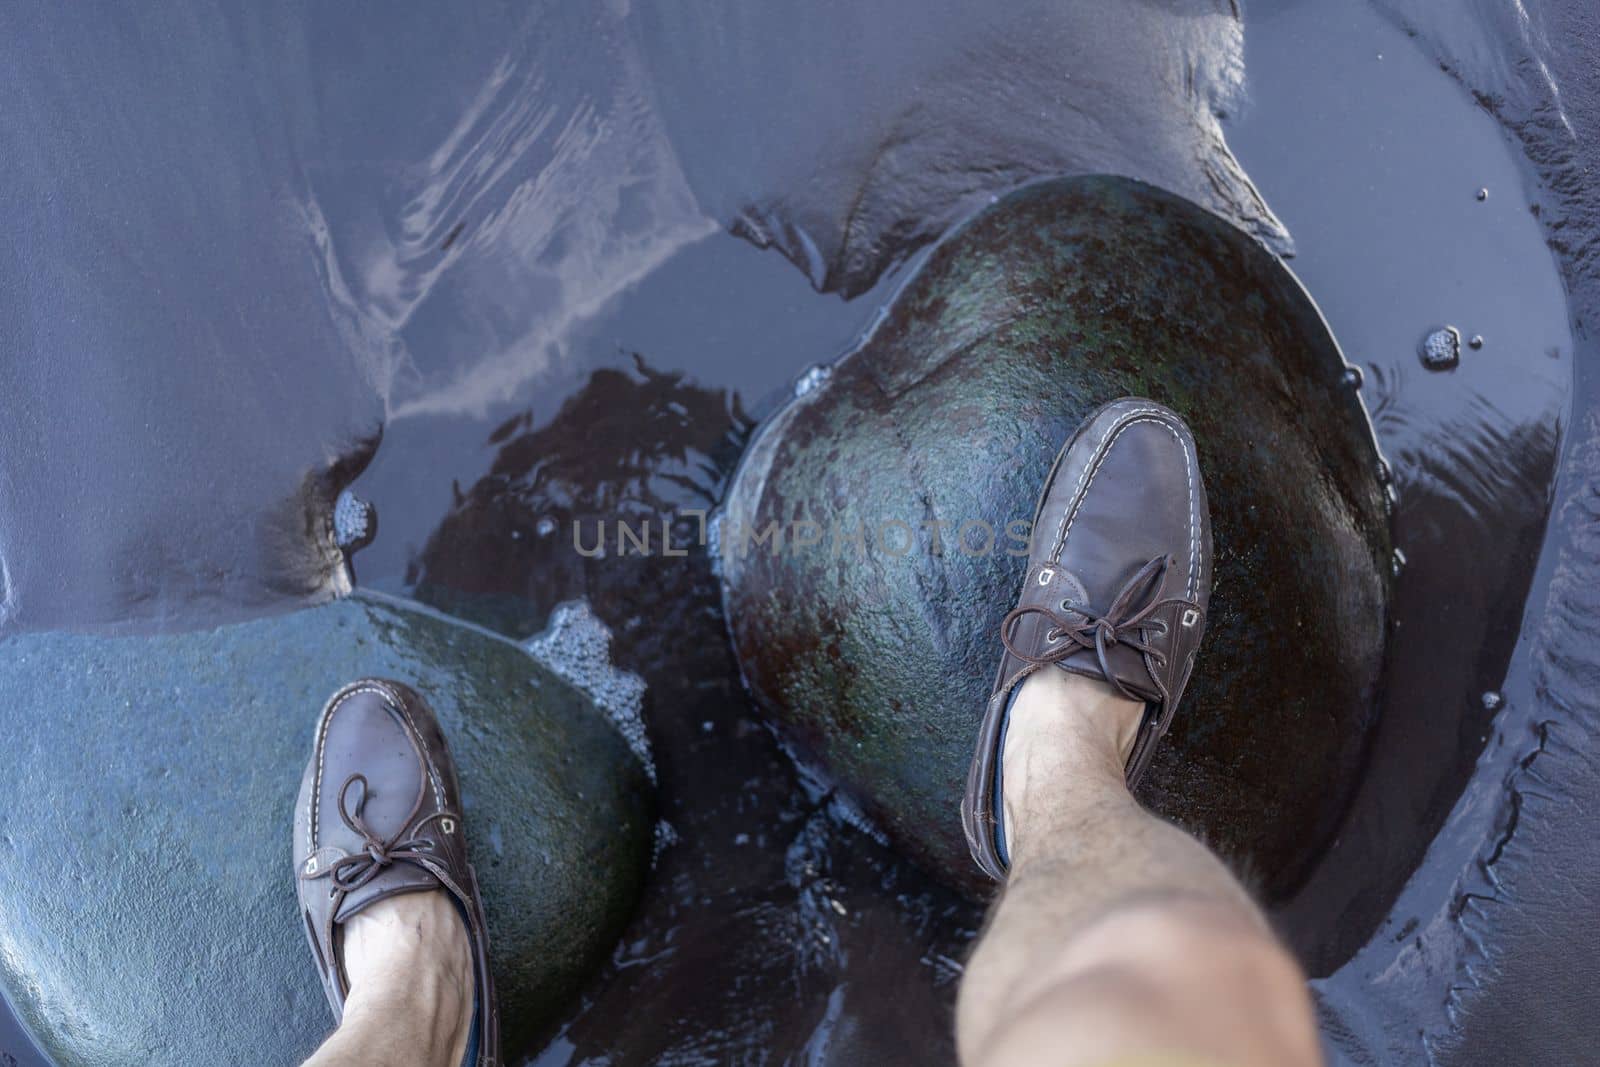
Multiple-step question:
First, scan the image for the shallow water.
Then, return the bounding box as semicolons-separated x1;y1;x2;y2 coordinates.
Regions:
1294;0;1600;1061
1226;0;1571;976
1;0;1595;1063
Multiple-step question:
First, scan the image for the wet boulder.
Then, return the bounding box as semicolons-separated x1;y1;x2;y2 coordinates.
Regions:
718;176;1391;901
0;593;653;1064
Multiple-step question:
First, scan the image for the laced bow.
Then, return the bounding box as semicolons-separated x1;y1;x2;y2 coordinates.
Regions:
1001;555;1182;702
309;773;456;893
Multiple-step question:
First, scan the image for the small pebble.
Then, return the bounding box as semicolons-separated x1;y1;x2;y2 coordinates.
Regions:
535;516;557;537
1481;690;1504;711
1476;187;1489;201
1469;334;1485;350
1342;365;1364;389
1420;326;1461;371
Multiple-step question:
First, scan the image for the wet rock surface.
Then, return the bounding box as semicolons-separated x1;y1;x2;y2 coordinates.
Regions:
0;593;652;1065
719;177;1392;903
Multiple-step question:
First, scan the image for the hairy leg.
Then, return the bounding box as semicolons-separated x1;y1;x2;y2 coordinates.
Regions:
957;669;1321;1067
302;891;473;1067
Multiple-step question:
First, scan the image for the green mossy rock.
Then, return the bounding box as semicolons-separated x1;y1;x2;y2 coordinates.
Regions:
719;176;1390;901
0;592;652;1065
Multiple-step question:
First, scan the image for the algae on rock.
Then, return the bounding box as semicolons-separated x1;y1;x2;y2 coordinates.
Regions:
719;176;1391;901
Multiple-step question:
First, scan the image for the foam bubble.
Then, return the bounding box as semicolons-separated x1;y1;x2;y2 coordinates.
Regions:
523;599;656;782
333;488;376;550
652;819;679;863
793;363;832;398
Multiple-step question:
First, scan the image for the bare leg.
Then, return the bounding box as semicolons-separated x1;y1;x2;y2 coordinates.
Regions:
302;891;473;1067
957;669;1322;1067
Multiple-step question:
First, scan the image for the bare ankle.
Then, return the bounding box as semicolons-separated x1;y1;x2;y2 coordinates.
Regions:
337;891;473;1067
1007;669;1143;775
1000;669;1144;859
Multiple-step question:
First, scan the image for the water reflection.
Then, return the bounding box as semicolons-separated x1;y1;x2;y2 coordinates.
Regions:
633;0;1287;295
0;0;1283;634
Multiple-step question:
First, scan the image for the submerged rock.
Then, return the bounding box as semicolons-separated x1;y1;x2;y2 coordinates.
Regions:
719;176;1391;901
0;593;653;1064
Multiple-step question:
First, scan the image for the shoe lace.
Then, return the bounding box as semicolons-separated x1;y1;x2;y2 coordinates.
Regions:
1000;555;1180;703
301;773;458;893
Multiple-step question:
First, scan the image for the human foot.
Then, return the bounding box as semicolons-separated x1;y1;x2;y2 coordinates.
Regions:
338;890;474;1066
962;398;1213;881
294;679;500;1065
996;669;1142;864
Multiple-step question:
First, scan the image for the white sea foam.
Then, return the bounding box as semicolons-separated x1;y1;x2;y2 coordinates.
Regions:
333;488;375;549
793;364;832;399
524;599;656;783
652;820;679;864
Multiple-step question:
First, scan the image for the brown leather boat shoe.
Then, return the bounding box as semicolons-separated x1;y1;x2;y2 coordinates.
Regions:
294;679;500;1065
961;398;1213;882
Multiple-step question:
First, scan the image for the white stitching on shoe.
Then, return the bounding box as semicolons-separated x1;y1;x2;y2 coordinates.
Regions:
376;682;448;814
309;683;390;850
1051;411;1199;601
1049;406;1168;559
308;682;447;849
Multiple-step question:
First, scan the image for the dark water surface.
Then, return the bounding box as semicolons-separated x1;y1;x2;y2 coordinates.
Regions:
1294;0;1600;1062
1227;0;1570;976
1;0;1595;1063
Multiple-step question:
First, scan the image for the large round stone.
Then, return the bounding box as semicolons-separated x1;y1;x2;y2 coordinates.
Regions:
0;592;653;1064
718;176;1391;901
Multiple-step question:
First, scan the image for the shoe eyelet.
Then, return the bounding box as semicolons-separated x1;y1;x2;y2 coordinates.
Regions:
1045;628;1062;644
1060;599;1073;612
441;818;457;835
